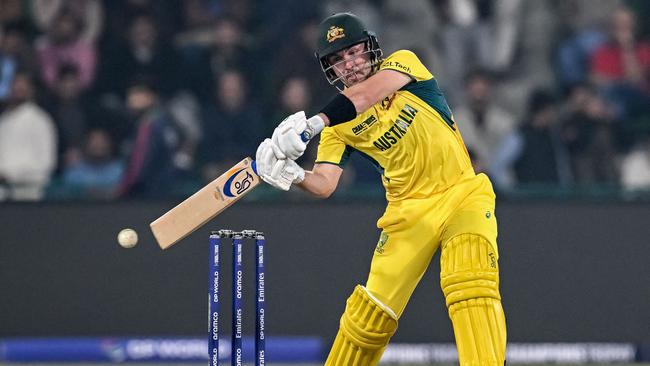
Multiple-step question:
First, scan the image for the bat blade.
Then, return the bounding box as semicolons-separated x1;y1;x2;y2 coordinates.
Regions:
150;157;260;249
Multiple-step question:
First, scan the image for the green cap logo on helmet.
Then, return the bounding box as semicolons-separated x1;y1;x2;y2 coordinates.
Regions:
315;12;383;89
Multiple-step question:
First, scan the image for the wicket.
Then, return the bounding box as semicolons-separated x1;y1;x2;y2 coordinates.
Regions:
209;229;265;366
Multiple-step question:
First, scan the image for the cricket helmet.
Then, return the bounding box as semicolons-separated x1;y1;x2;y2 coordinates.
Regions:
315;12;382;87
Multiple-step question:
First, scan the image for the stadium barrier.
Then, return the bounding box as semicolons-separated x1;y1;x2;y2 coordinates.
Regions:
0;338;645;363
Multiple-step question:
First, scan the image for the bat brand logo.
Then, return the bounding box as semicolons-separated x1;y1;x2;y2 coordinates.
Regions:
222;168;253;198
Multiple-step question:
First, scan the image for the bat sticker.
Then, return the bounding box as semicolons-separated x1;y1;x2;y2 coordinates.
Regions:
222;168;254;198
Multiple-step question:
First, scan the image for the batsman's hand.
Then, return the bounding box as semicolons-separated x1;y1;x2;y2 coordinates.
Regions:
255;138;304;191
272;111;324;160
256;138;285;176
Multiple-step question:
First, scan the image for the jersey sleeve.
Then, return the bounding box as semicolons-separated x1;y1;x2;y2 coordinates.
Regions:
315;127;353;167
379;50;433;82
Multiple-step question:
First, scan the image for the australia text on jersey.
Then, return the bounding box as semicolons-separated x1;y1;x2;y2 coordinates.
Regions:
373;104;418;151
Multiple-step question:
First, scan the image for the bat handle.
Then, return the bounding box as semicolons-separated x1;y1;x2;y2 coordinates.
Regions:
251;160;258;175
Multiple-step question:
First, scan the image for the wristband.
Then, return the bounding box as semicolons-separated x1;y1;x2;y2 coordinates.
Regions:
319;93;357;126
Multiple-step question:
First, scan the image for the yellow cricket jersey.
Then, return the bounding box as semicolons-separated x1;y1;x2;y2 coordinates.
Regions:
316;50;475;201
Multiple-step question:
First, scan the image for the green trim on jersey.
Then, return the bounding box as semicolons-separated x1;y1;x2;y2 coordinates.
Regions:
339;145;354;167
401;78;456;130
315;145;354;167
314;160;344;167
316;145;385;177
351;147;385;176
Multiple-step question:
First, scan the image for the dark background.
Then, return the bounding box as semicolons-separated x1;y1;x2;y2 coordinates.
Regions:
1;200;649;344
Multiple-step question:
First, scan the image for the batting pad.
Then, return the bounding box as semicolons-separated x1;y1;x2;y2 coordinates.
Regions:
441;234;507;366
325;285;398;366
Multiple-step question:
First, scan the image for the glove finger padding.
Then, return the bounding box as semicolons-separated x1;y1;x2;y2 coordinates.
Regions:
270;159;286;179
278;133;306;161
269;140;287;160
260;159;305;191
260;174;291;191
272;111;308;160
255;139;277;176
283;159;305;184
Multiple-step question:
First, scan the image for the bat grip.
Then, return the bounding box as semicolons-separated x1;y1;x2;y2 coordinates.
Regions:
300;131;310;142
251;160;258;175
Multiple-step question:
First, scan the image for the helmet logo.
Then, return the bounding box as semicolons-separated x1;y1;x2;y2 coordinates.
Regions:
326;26;345;43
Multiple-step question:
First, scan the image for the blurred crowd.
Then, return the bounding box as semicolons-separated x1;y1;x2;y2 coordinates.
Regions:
0;0;648;201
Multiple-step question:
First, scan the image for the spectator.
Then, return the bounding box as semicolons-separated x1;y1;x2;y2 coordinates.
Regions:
268;17;333;108
116;77;184;198
0;72;57;200
273;76;312;124
167;91;202;173
44;64;90;171
0;0;26;27
0;24;38;101
180;17;254;101
174;0;220;51
434;0;523;104
560;84;618;184
508;90;571;185
489;0;557;118
62;128;124;199
272;75;323;166
454;70;516;188
30;0;104;42
103;0;183;44
181;0;221;30
0;27;18;102
96;13;180;97
199;70;263;181
35;10;97;93
380;0;438;72
590;6;650;121
620;137;650;190
555;0;619;90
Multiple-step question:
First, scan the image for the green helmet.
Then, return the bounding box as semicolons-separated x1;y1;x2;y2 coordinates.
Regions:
315;13;382;87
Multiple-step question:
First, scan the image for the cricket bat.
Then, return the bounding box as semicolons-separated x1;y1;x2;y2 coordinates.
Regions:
150;157;260;249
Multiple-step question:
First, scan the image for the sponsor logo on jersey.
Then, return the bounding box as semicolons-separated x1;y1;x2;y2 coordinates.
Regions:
373;104;419;151
489;252;497;268
352;115;377;135
381;94;396;110
383;60;411;74
375;231;389;254
326;26;345;43
221;168;254;198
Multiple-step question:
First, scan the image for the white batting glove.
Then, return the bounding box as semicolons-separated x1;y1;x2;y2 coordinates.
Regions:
270;159;305;189
255;138;285;177
272;112;325;160
255;138;304;191
262;159;305;191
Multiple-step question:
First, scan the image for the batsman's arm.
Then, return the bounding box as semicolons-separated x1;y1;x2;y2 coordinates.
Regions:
340;69;412;114
299;69;413;141
296;163;343;199
315;69;413;129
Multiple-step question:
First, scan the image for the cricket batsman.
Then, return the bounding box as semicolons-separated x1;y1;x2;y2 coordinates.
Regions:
255;12;507;365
